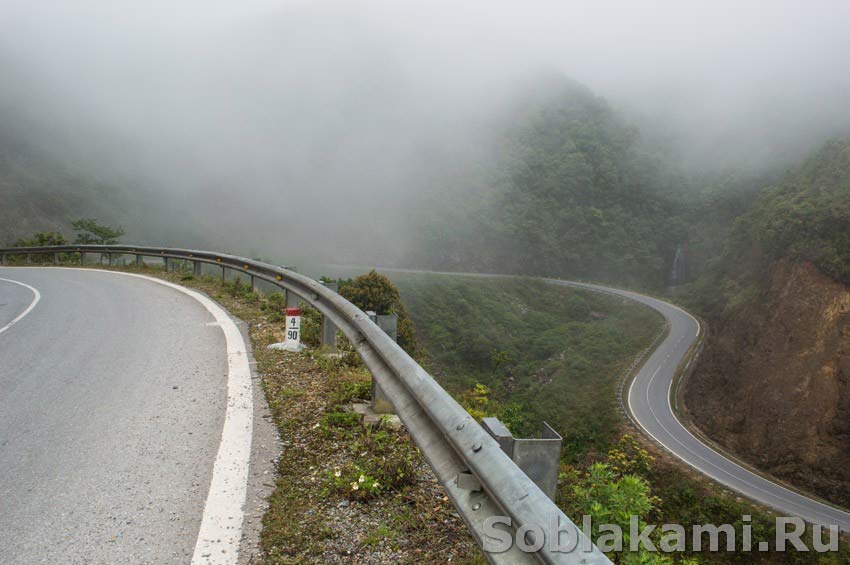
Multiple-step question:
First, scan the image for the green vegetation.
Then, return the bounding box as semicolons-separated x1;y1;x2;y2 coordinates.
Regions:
71;217;125;244
408;77;691;289
676;137;850;318
12;231;68;247
393;273;662;459
4;220;119;264
0;131;139;245
331;270;417;355
91;261;479;562
397;272;850;562
741;139;850;284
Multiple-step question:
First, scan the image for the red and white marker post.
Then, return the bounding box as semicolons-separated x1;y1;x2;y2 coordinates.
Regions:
285;307;301;348
268;306;304;351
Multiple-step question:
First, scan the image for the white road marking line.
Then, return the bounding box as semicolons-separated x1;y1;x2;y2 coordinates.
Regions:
34;267;252;564
554;278;850;528
0;277;41;335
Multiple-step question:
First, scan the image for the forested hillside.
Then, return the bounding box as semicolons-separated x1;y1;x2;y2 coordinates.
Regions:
0;130;130;244
0;127;202;248
409;77;691;288
684;138;850;508
684;138;850;316
734;138;850;283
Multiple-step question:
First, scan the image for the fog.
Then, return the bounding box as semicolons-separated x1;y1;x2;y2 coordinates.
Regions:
3;0;850;262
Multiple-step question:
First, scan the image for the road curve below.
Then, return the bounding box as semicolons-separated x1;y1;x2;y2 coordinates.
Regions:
548;280;850;532
0;267;249;563
361;266;850;531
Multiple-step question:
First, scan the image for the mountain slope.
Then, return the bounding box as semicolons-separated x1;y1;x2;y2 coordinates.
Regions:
0;130;130;243
409;77;687;289
684;138;850;508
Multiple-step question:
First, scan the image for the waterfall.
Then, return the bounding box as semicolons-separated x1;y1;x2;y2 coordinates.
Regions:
670;244;686;286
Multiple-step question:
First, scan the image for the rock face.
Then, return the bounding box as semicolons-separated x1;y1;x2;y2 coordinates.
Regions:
685;259;850;507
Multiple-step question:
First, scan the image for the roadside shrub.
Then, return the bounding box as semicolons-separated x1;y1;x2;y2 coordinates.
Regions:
13;231;68;247
300;306;321;346
335;379;372;404
338;270;417;355
261;292;287;322
325;428;417;502
321;411;361;429
325;466;384;502
224;277;257;301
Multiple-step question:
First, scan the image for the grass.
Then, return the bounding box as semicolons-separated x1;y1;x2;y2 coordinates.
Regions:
47;261;481;563
393;273;663;460
391;271;850;562
24;259;850;561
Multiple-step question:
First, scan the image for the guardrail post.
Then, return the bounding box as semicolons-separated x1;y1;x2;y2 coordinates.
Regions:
164;257;170;272
193;261;202;277
1;253;7;266
136;254;143;267
371;312;398;414
53;253;59;265
285;290;301;308
320;282;339;351
221;265;226;282
376;313;398;342
480;418;563;501
108;253;114;267
26;253;32;264
80;251;87;265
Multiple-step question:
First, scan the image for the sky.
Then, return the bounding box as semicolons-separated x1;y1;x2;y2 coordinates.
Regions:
2;0;850;258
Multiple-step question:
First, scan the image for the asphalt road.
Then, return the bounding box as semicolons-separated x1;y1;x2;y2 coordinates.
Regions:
0;268;236;563
363;265;850;530
550;280;850;532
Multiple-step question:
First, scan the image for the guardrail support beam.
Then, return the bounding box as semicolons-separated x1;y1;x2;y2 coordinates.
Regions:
371;312;399;414
80;251;87;265
320;282;339;352
481;418;563;501
136;254;143;267
376;314;398;342
108;253;114;267
53;253;59;265
285;290;300;308
193;261;202;277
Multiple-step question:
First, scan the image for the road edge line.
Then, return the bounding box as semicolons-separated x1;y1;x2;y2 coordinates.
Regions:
0;276;41;335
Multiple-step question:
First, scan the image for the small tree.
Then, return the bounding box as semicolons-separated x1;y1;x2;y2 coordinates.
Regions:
338;270;417;354
71;218;125;244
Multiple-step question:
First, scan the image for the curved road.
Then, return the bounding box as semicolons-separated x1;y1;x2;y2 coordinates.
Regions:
549;280;850;532
0;267;256;563
366;266;850;531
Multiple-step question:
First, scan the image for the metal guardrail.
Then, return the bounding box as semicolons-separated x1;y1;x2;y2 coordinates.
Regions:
0;245;610;564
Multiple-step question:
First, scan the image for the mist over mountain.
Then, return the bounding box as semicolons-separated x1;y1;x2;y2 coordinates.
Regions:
2;1;850;280
8;0;850;550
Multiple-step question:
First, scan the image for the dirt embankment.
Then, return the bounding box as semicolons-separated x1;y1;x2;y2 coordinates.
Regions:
685;259;850;508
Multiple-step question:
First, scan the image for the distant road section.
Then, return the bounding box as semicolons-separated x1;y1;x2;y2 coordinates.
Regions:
549;280;850;532
0;268;233;562
362;266;850;530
